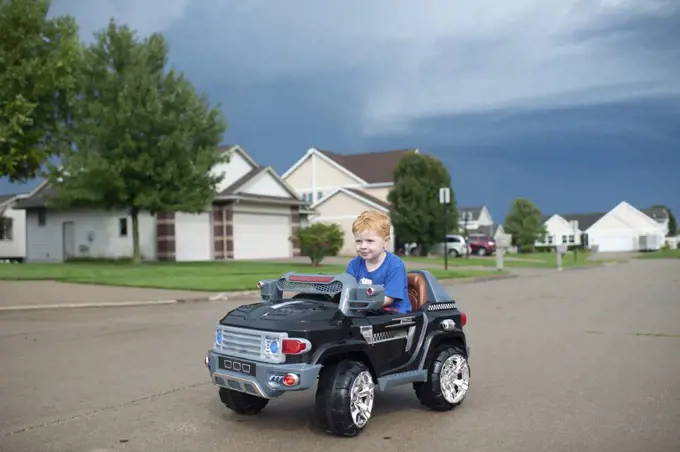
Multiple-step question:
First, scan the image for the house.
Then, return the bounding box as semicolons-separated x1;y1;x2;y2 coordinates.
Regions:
0;192;29;262
586;202;666;252
282;147;418;255
12;145;311;262
536;212;602;248
537;202;668;252
457;206;493;233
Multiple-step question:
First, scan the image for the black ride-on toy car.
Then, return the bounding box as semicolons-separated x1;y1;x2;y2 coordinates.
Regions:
204;270;471;437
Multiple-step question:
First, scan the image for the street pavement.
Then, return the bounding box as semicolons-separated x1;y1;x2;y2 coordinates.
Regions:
1;259;679;452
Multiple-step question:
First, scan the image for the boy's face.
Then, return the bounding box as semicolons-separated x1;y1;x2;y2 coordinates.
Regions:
354;229;388;261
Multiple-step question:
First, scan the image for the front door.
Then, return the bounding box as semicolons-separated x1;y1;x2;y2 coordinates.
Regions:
62;221;75;259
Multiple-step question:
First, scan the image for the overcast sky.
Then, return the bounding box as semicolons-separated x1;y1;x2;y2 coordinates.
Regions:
3;0;679;219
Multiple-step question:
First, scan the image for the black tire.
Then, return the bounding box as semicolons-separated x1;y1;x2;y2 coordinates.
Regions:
315;360;375;437
449;249;460;257
219;387;269;415
477;247;487;256
414;345;470;411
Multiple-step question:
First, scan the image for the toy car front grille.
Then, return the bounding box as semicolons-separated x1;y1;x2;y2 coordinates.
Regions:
216;326;263;361
276;279;343;294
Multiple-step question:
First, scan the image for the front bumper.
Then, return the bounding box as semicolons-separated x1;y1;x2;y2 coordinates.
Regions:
206;350;322;399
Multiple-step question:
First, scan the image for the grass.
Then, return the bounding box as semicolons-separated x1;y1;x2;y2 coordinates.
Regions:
633;248;680;259
404;249;625;269
0;260;505;292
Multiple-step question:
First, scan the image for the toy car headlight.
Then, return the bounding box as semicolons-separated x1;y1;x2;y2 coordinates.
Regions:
215;327;223;347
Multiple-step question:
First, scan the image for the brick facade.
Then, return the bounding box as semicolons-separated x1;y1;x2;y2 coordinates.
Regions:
156;212;176;261
212;203;234;260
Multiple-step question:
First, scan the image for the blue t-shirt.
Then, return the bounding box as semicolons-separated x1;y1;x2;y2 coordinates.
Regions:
346;252;412;313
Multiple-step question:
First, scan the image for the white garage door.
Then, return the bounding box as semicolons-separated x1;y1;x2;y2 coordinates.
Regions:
232;212;291;259
592;234;635;252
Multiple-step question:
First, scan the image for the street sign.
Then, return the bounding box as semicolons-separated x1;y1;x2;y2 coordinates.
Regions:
438;187;450;205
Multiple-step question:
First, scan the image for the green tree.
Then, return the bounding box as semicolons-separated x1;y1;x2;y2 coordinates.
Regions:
503;198;547;253
388;153;457;255
651;204;677;237
46;20;228;263
292;222;344;266
0;0;82;182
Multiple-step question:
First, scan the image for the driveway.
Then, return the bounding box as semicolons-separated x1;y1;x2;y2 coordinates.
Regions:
0;259;678;452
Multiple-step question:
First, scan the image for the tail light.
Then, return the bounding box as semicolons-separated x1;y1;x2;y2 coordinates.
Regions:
366;287;374;296
460;312;467;326
282;338;311;354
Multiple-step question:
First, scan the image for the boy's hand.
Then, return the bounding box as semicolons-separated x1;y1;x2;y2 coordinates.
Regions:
383;296;395;307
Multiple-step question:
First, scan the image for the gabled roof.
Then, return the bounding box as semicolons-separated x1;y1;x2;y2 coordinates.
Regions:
641;207;669;222
316;148;418;184
541;204;667;231
311;187;390;212
458;206;484;221
282;147;419;185
216;165;308;206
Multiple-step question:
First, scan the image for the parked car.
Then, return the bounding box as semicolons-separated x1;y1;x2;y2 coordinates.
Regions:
430;234;469;257
467;235;496;256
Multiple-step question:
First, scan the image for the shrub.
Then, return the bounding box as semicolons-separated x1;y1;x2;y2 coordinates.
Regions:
291;222;344;266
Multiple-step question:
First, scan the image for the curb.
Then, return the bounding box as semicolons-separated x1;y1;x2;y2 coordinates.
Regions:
0;290;262;312
440;273;519;284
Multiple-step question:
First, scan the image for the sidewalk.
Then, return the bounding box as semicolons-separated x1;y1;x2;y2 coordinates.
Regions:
0;281;255;311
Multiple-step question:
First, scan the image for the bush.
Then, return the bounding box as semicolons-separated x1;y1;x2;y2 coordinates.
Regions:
291;222;344;267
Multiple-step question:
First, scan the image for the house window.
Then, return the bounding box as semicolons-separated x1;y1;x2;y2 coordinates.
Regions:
37;209;46;227
547;235;554;245
568;235;575;244
561;235;568;244
0;217;12;240
119;218;128;237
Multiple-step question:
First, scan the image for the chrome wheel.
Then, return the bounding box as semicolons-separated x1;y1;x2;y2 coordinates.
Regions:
440;353;470;404
349;370;375;428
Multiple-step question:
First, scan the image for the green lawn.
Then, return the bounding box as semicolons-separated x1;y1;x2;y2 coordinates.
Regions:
0;260;504;292
405;250;625;269
633;248;680;259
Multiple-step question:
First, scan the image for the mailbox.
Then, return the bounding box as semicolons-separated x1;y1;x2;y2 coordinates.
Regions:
556;244;568;255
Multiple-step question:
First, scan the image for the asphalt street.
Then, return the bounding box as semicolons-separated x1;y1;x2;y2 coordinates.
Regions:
1;259;679;452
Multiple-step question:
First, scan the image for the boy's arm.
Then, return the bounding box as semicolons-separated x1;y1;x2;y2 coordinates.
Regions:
382;259;407;307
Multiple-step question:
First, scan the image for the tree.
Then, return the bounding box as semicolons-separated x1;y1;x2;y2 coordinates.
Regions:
503;198;547;253
651;205;677;237
46;20;228;263
292;222;344;266
0;0;82;182
388;153;457;255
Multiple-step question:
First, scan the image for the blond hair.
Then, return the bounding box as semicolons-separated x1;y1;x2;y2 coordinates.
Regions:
352;210;391;238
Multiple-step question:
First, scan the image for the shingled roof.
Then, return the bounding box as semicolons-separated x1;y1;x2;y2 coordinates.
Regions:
315;148;419;184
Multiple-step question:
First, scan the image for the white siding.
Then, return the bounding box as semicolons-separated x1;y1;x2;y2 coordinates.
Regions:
240;172;292;198
0;205;26;259
25;209;156;262
174;212;212;261
212;150;255;194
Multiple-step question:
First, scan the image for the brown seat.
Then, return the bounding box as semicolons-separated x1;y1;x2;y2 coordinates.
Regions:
407;273;428;312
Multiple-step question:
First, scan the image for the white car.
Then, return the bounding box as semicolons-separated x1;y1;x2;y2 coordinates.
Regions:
405;235;469;257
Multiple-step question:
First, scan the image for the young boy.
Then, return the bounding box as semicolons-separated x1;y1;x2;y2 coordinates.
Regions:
345;210;412;314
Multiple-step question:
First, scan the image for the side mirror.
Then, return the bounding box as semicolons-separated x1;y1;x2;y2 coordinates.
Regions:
257;279;280;302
